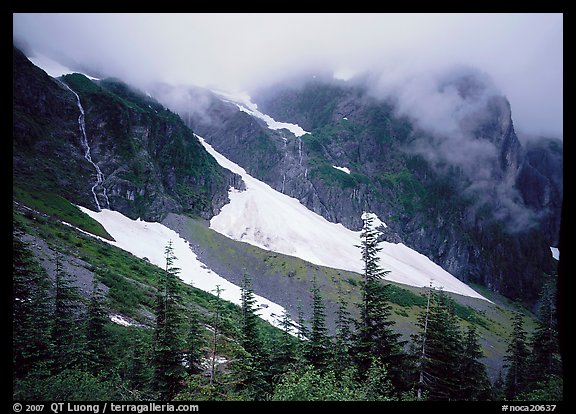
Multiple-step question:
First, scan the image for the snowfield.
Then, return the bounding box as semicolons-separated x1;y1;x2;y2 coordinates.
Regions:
77;206;292;330
200;136;489;302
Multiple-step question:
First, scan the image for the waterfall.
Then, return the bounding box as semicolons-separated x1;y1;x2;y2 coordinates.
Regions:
60;80;110;211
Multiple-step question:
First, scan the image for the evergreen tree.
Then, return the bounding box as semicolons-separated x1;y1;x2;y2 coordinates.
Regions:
294;302;309;366
305;276;330;371
413;281;433;400
152;241;186;400
124;329;153;394
458;325;492;400
52;252;84;373
492;369;506;401
85;278;110;375
331;289;353;373
503;312;530;400
411;288;464;400
237;274;269;400
352;213;406;391
273;309;297;370
209;285;224;387
528;278;562;386
184;306;204;376
13;235;53;381
522;277;563;400
240;274;260;357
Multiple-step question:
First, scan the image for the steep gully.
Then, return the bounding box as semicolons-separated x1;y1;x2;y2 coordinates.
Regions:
60;81;110;211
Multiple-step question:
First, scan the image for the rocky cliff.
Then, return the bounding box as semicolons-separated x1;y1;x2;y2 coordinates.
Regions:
13;46;240;222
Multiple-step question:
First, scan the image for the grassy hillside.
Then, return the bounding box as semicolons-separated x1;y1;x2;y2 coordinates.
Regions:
13;189;538;385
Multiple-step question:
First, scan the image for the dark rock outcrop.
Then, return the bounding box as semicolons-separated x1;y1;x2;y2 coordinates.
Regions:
13;46;241;222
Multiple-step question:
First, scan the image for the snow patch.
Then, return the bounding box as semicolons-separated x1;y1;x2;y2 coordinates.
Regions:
332;165;351;174
110;314;136;327
550;246;560;261
213;90;309;137
201;136;488;302
76;206;292;330
361;211;387;229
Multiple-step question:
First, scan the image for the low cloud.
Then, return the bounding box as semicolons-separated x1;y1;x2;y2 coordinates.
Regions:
13;13;562;139
361;64;541;233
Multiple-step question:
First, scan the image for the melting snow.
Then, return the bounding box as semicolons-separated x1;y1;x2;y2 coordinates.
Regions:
110;314;136;327
200;136;488;302
550;247;560;261
77;206;292;330
332;165;351;174
213;90;309;137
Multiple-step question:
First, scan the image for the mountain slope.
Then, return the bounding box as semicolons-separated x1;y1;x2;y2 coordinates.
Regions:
199;135;486;301
13;46;240;223
12;47;556;387
13;183;538;383
160;76;560;307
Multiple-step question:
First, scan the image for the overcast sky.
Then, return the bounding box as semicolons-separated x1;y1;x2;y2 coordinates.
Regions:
13;13;563;138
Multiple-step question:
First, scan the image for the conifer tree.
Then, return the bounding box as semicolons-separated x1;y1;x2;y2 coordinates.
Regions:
492;369;506;401
184;306;204;376
305;276;330;371
458;325;492;400
52;252;84;372
528;278;562;386
153;241;185;400
504;312;530;400
209;285;224;387
85;278;110;375
273;309;297;370
522;277;563;399
352;213;405;390
294;302;309;366
240;274;260;357
13;235;53;380
124;330;153;393
331;289;353;373
414;281;433;400
411;288;464;400
237;274;269;399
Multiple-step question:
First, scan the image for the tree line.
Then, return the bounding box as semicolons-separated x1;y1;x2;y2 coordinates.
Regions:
12;216;562;401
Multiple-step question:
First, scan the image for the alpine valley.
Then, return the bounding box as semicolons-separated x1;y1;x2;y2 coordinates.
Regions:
12;45;563;401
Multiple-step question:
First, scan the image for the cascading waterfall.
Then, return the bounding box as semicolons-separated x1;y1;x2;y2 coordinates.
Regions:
60;81;110;211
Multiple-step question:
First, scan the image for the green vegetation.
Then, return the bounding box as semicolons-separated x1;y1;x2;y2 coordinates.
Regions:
15;65;230;222
13;186;113;241
380;169;428;215
12;183;560;401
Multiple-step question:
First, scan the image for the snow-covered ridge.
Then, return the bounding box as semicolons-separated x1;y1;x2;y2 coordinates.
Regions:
213;90;309;137
200;135;488;302
76;206;292;330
